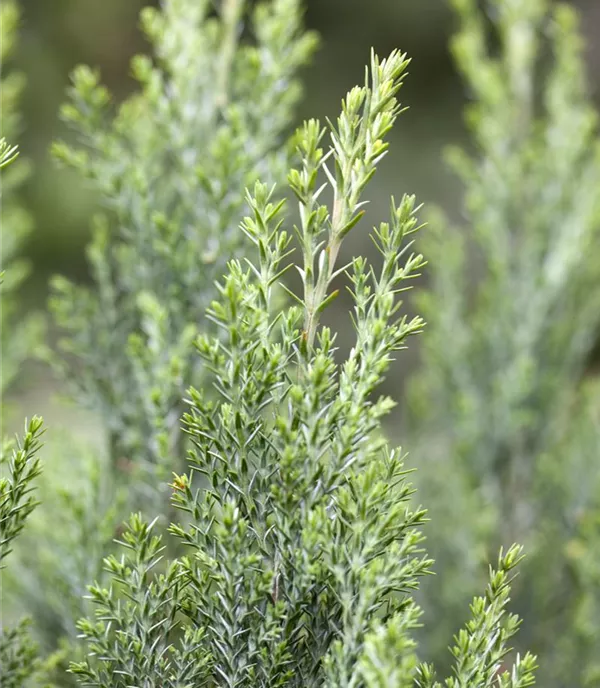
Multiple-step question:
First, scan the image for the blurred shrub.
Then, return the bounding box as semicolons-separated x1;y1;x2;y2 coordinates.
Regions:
49;0;318;510
408;1;600;685
0;0;44;401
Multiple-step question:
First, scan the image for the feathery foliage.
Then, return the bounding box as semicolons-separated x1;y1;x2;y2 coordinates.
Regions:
50;0;318;508
1;27;46;677
7;0;317;667
0;138;20;171
416;547;537;688
0;417;45;688
408;0;600;684
10;0;599;683
69;48;535;688
0;418;44;566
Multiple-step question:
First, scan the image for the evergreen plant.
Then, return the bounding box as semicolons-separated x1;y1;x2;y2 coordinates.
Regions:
408;1;600;684
69;48;536;688
11;0;317;664
50;0;318;509
5;0;600;684
0;15;47;679
0;416;45;688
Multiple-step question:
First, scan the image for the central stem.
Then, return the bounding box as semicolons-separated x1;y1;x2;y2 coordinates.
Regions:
304;237;341;350
304;172;352;350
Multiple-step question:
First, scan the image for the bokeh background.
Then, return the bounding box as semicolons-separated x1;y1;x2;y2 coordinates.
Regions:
6;0;600;433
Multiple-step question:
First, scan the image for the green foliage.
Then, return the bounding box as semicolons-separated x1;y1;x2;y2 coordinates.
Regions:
0;137;20;171
9;439;125;643
0;417;44;565
416;546;537;688
408;0;600;684
50;0;318;507
0;134;20;287
13;0;600;682
0;418;45;687
0;620;39;688
0;1;43;399
0;19;47;679
536;381;600;686
69;49;534;688
7;1;317;668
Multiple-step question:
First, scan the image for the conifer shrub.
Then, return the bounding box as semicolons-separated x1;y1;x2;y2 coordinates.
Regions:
0;417;45;688
0;19;46;678
11;0;317;663
408;0;600;684
68;48;536;688
49;0;318;509
0;101;47;688
2;3;538;684
3;0;600;685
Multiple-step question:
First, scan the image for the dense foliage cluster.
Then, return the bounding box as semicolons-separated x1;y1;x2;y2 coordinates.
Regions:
2;0;600;686
0;15;46;680
50;0;318;507
0;141;45;680
12;0;317;663
0;396;44;685
68;49;535;688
